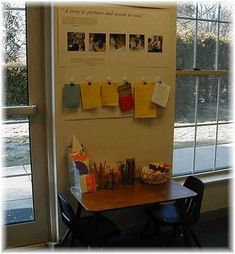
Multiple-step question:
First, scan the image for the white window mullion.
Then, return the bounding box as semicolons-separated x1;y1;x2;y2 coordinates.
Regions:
213;77;221;171
193;2;199;68
192;77;199;174
215;3;221;70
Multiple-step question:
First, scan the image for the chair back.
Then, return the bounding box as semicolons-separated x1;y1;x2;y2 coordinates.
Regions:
58;194;77;232
183;176;205;225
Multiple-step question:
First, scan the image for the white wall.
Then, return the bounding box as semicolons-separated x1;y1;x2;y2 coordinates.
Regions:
54;3;176;197
53;3;229;236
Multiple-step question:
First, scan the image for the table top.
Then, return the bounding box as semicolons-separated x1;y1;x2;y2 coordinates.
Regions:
71;180;197;212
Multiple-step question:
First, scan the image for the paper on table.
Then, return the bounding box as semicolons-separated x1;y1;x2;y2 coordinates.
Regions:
80;81;102;110
71;134;82;153
101;82;119;106
134;82;157;118
151;82;170;108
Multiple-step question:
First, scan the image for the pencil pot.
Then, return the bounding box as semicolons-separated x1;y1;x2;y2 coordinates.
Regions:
139;162;172;185
120;158;136;185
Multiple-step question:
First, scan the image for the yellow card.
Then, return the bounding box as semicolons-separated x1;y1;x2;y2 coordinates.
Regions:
101;82;119;106
80;82;102;110
134;82;157;118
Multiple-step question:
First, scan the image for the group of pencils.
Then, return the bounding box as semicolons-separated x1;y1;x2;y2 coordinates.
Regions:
91;158;136;190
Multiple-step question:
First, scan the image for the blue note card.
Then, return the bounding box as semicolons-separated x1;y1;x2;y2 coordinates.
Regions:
63;83;81;108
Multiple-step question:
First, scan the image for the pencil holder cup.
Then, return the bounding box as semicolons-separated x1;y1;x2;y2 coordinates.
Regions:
119;158;136;185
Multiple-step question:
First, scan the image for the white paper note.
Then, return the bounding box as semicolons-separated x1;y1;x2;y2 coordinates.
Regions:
151;82;170;108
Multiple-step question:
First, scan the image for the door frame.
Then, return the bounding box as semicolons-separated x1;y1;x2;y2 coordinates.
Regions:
4;5;58;247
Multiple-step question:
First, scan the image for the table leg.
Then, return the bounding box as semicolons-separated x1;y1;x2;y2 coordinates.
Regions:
76;202;82;218
92;212;103;247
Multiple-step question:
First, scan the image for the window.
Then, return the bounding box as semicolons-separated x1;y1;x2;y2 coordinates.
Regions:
173;2;233;176
2;2;35;224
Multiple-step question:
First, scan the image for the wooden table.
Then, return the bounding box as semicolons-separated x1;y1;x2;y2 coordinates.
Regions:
71;180;197;247
71;180;197;212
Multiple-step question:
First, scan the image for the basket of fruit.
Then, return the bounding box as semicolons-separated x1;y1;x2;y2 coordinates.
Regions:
139;162;172;184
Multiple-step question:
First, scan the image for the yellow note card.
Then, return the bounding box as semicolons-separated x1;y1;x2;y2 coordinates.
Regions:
134;82;157;118
101;82;119;107
80;82;102;110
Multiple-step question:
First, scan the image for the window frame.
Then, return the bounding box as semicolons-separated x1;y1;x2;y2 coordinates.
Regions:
173;2;232;176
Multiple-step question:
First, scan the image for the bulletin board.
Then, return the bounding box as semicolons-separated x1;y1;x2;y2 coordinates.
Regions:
57;5;172;120
58;5;170;67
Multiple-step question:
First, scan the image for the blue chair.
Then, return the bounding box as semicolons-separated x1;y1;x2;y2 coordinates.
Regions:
57;194;120;247
141;176;204;247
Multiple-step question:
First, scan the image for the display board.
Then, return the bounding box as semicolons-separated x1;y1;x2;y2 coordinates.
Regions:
57;5;172;120
58;5;170;68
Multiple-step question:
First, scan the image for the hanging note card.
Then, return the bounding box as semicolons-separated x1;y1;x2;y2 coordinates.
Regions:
101;82;119;107
151;82;170;108
118;82;134;112
134;82;157;118
80;81;102;110
63;83;80;108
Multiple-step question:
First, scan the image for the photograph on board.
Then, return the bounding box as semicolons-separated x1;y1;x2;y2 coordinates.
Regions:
148;35;163;53
129;34;145;52
67;32;85;51
89;33;106;52
109;34;126;52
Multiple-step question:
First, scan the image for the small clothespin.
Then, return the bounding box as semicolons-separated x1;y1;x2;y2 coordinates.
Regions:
107;76;112;85
156;76;162;85
122;76;128;85
69;78;75;86
87;76;92;85
141;77;147;85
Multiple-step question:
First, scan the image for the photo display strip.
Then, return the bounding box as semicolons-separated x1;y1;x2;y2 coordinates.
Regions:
59;6;170;68
66;32;163;53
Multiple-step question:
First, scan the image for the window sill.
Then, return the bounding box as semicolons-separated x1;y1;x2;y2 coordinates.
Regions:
173;169;232;185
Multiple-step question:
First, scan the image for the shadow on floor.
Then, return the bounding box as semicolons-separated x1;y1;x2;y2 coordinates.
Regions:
57;209;230;250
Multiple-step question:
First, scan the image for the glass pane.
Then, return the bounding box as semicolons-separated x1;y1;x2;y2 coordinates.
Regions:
177;2;196;18
2;175;34;224
218;77;232;121
195;125;216;172
2;1;25;9
218;23;232;70
219;3;233;22
173;127;195;176
175;75;196;124
2;8;26;65
3;121;31;167
176;19;195;69
2;0;34;226
217;124;233;145
2;120;34;225
216;124;233;169
174;127;195;149
197;21;217;69
197;76;218;123
197;2;218;21
3;67;28;107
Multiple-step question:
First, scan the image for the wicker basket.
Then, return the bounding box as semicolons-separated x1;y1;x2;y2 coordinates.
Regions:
139;163;172;185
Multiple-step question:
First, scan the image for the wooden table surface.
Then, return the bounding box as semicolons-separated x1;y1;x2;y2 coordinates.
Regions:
71;180;197;212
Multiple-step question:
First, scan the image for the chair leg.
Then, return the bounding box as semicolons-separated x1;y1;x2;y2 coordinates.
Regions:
182;225;192;247
173;225;182;236
56;229;71;247
70;234;76;247
190;229;201;247
140;219;152;240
